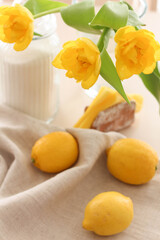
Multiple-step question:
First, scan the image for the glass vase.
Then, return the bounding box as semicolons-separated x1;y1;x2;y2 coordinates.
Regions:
0;13;60;123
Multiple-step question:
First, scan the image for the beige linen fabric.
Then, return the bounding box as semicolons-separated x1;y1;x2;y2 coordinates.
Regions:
0;105;160;240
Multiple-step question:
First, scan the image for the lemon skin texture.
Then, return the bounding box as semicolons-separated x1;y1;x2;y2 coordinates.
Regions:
31;131;79;173
83;191;134;236
107;138;158;185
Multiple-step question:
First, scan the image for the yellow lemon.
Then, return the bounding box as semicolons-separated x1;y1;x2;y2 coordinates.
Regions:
83;191;133;236
31;131;79;173
107;138;158;185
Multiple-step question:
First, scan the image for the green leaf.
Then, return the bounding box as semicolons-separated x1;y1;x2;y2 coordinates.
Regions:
97;28;112;52
33;32;43;37
139;64;160;104
90;1;128;30
24;0;68;18
60;0;101;34
121;0;133;10
154;63;160;78
127;10;145;27
100;48;129;103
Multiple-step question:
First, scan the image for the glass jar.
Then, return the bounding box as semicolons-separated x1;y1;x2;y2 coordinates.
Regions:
0;13;60;123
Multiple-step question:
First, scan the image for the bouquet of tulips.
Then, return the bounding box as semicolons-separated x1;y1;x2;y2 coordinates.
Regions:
0;0;160;105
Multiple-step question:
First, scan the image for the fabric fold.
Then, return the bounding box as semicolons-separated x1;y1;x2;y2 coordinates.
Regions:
0;104;159;240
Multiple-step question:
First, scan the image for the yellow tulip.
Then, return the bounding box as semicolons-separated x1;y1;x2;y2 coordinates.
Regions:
114;26;160;80
52;37;101;89
0;4;34;51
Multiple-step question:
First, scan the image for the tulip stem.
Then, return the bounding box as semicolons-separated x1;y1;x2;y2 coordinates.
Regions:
97;28;112;52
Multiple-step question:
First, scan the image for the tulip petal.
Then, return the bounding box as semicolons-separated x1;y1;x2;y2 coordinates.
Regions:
4;21;25;42
72;64;93;81
81;69;99;89
122;39;137;56
66;71;74;78
78;37;100;53
13;24;33;51
0;26;5;40
140;46;155;68
138;29;155;39
61;47;78;70
0;15;9;24
143;62;156;74
15;4;34;21
63;40;77;49
116;59;133;80
0;6;9;11
154;42;160;61
76;38;100;65
2;7;19;16
52;49;66;69
95;55;101;77
114;26;135;43
78;43;96;64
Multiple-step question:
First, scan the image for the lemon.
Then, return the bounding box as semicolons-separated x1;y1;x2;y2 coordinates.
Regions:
83;191;133;236
107;138;158;185
31;131;79;173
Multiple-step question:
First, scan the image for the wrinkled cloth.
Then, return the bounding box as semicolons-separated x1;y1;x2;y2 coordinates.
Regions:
0;104;160;240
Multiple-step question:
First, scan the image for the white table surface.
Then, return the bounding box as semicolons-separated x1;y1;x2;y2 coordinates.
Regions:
53;11;160;156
